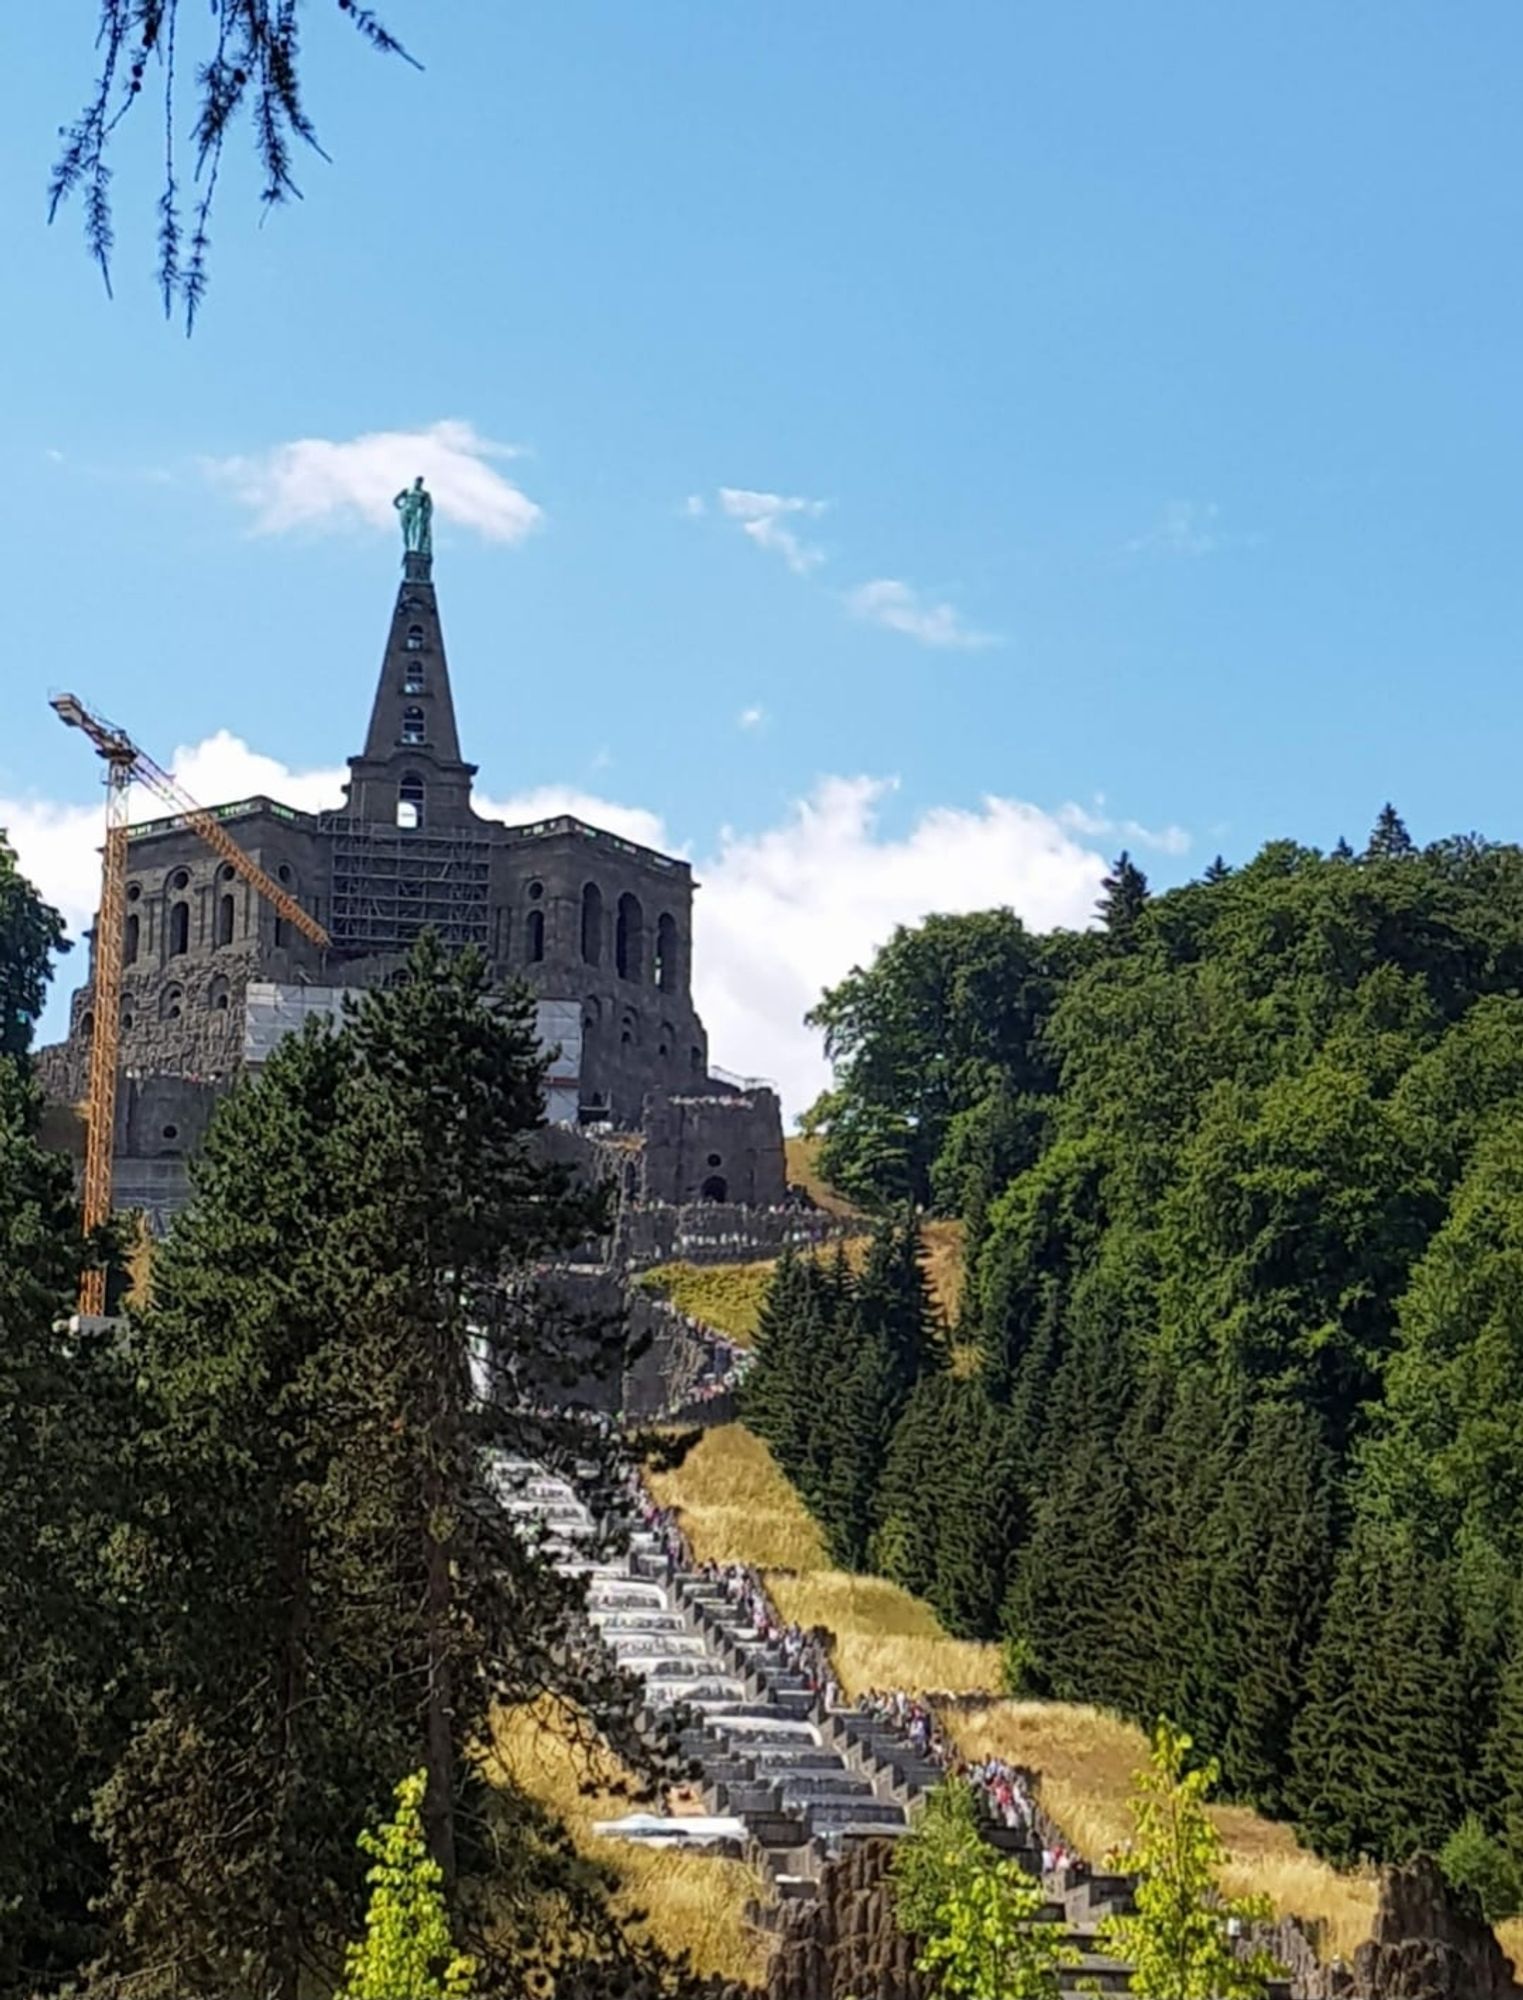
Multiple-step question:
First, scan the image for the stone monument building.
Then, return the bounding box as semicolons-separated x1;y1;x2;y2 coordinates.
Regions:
39;523;786;1228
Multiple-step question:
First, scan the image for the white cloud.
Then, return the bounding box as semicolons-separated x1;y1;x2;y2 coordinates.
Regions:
737;705;767;731
716;488;828;575
205;419;543;545
682;494;707;518
7;742;1158;1122
844;577;995;651
1055;797;1191;858
1124;499;1262;560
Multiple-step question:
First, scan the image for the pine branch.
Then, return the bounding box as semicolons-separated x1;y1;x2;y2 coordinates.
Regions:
52;0;420;329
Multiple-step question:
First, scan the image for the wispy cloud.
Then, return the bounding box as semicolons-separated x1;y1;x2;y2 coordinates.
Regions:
737;704;767;731
1125;499;1259;559
844;578;996;651
1055;797;1190;857
716;488;828;574
205;419;543;545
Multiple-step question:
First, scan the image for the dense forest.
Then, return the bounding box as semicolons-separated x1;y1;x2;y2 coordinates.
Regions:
0;837;685;2000
756;811;1523;1907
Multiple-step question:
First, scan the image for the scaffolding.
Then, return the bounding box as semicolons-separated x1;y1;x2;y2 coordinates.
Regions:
321;814;492;956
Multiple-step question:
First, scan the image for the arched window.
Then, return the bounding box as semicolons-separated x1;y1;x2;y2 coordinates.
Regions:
655;912;679;993
401;705;426;746
124;912;140;964
406;624;424;650
581;882;603;965
620;1009;638;1047
169;867;190;892
120;1005;134;1032
398;773;425;830
690;1046;703;1074
217;894;235;946
160;984;184;1022
616;893;644;982
218;862;235;883
701;1174;728;1203
526;910;545;962
403;660;425;694
209;975;231;1012
81;1010;94;1040
658;1021;676;1057
528;880;544;901
168;901;190;956
584;995;602;1033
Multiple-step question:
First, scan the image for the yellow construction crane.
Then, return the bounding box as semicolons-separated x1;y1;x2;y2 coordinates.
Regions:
52;693;330;1315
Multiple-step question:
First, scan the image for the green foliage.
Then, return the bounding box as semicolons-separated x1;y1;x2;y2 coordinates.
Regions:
85;938;678;1998
1099;1721;1282;2000
746;1213;942;1574
893;1781;1077;2000
337;1771;477;2000
1439;1814;1523;1925
803;910;1077;1209
0;834;121;1991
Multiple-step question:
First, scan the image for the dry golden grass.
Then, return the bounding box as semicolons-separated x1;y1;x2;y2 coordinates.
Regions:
489;1700;771;1984
784;1135;860;1216
649;1424;1394;1966
1496;1919;1523;1973
638;1262;776;1347
648;1421;828;1571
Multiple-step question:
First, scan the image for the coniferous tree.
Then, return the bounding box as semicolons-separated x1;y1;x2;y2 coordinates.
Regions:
88;939;673;1998
1365;802;1417;861
1331;834;1355;861
1290;1521;1471;1863
1202;854;1232;884
1096;849;1150;947
0;836;125;1994
1189;1400;1337;1814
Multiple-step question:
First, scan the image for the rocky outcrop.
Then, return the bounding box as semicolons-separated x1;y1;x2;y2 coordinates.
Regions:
1274;1856;1522;2000
761;1840;929;2000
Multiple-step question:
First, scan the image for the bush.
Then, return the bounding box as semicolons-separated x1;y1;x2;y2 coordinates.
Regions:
1440;1814;1523;1923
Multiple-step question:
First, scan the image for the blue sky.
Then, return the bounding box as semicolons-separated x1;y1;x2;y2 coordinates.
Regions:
5;4;1523;1111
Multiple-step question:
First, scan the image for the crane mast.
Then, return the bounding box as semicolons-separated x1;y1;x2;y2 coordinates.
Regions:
52;693;330;1315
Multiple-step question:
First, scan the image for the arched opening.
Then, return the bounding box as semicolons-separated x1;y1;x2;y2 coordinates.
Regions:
398;772;425;830
690;1046;704;1073
526;909;545;962
81;1010;94;1040
160;984;184;1022
658;1020;675;1057
400;705;426;746
124;912;140;964
169;867;190;892
217;894;235;946
120;1006;134;1032
406;624;424;650
616;893;644;982
168;901;190;956
655;912;679;994
621;1010;638;1047
403;660;425;694
209;975;231;1013
701;1175;728;1203
584;995;602;1033
581;882;604;965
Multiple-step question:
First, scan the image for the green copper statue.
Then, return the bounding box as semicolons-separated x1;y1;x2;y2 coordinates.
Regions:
394;476;434;559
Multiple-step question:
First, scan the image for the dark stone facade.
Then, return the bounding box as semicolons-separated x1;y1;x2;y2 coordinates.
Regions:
39;548;784;1204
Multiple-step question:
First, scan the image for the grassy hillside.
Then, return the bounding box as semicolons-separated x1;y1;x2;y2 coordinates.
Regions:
489;1700;770;1983
648;1423;1386;1963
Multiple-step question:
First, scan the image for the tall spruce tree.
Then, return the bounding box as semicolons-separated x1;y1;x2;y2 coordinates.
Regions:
1290;1519;1471;1863
1365;802;1417;861
87;939;675;1998
1096;849;1151;947
0;839;121;1997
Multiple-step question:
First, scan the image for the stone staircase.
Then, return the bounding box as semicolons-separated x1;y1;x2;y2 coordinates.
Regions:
495;1453;1291;1999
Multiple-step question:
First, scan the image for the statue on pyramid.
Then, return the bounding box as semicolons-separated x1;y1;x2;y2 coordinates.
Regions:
394;476;434;560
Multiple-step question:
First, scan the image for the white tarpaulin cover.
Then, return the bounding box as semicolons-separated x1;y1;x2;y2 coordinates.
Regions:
244;983;583;1121
589;1815;748;1847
